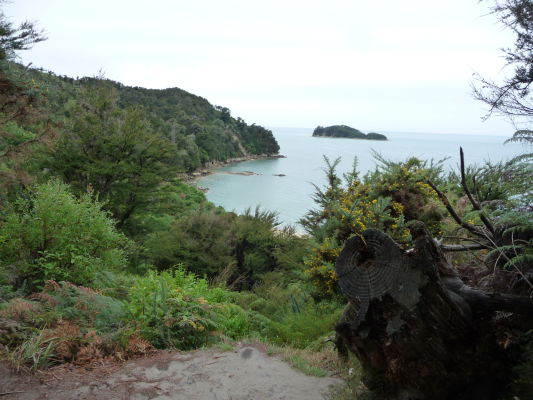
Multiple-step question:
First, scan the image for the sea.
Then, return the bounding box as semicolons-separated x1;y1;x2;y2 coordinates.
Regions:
196;128;527;232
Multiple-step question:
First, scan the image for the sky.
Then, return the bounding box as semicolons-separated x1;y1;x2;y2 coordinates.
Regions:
4;0;521;135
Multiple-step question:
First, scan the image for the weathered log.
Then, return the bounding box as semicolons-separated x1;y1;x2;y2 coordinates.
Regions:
334;222;533;400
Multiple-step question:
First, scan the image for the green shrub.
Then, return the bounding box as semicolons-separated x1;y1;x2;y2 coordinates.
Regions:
277;302;342;348
144;207;309;290
124;180;210;239
123;267;337;349
228;281;342;348
143;209;235;277
214;303;251;339
0;180;133;292
125;269;225;349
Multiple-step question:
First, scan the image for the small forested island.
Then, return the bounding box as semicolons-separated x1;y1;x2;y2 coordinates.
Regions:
313;125;387;140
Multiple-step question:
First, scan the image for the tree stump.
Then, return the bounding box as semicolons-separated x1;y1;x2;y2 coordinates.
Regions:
334;222;533;400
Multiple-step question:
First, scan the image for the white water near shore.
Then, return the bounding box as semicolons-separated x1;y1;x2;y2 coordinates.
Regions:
197;128;526;231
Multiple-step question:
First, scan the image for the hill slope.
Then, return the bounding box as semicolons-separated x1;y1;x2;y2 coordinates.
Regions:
21;64;280;172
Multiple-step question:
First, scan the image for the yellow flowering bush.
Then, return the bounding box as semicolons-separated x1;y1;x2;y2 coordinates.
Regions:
302;156;445;298
306;237;341;296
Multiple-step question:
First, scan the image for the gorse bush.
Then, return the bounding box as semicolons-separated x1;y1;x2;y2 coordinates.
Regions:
0;179;132;292
301;155;445;297
366;154;445;231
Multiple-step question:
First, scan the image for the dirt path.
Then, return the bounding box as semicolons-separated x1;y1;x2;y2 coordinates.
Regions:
0;344;342;400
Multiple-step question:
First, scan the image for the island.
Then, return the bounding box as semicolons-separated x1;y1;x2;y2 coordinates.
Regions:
312;125;387;140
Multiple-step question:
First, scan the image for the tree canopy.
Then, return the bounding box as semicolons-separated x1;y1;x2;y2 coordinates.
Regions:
44;86;178;230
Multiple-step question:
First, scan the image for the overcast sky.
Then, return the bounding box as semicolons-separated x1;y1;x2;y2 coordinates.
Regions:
4;0;519;135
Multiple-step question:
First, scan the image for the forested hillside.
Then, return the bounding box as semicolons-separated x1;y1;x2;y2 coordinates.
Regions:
19;65;280;172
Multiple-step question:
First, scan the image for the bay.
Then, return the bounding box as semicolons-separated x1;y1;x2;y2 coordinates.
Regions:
197;128;526;231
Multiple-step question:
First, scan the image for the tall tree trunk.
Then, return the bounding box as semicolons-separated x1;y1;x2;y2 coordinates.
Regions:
334;222;533;400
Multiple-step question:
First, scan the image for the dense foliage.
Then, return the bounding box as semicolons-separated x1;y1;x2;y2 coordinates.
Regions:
51;74;280;172
313;125;387;140
0;61;325;373
1;60;279;200
0;180;132;292
42;86;179;230
144;208;309;289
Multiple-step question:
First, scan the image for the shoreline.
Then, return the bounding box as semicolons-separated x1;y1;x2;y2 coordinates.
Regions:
180;153;286;187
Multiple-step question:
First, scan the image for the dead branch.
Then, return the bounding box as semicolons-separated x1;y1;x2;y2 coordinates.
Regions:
427;179;486;238
459;147;496;236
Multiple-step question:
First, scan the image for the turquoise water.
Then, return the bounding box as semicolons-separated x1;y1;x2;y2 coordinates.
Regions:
197;128;526;230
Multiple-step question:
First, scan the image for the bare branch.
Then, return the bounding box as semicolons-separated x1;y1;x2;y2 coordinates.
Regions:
459;147;496;236
427;179;486;238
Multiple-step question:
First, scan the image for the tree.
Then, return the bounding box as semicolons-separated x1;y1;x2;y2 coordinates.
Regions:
0;2;46;62
45;85;178;231
143;207;305;290
0;7;49;199
472;0;533;121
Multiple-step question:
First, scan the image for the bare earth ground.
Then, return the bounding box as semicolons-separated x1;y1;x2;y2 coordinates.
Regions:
0;343;342;400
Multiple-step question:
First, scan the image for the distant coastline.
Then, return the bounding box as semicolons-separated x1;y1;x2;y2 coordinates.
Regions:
313;125;387;140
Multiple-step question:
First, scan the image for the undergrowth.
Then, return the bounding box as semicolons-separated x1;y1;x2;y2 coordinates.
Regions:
0;266;345;372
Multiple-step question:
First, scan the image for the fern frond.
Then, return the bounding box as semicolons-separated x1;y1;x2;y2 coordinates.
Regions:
503;253;533;271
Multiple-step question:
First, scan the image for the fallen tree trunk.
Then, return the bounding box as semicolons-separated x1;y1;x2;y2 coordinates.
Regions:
334;222;533;400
